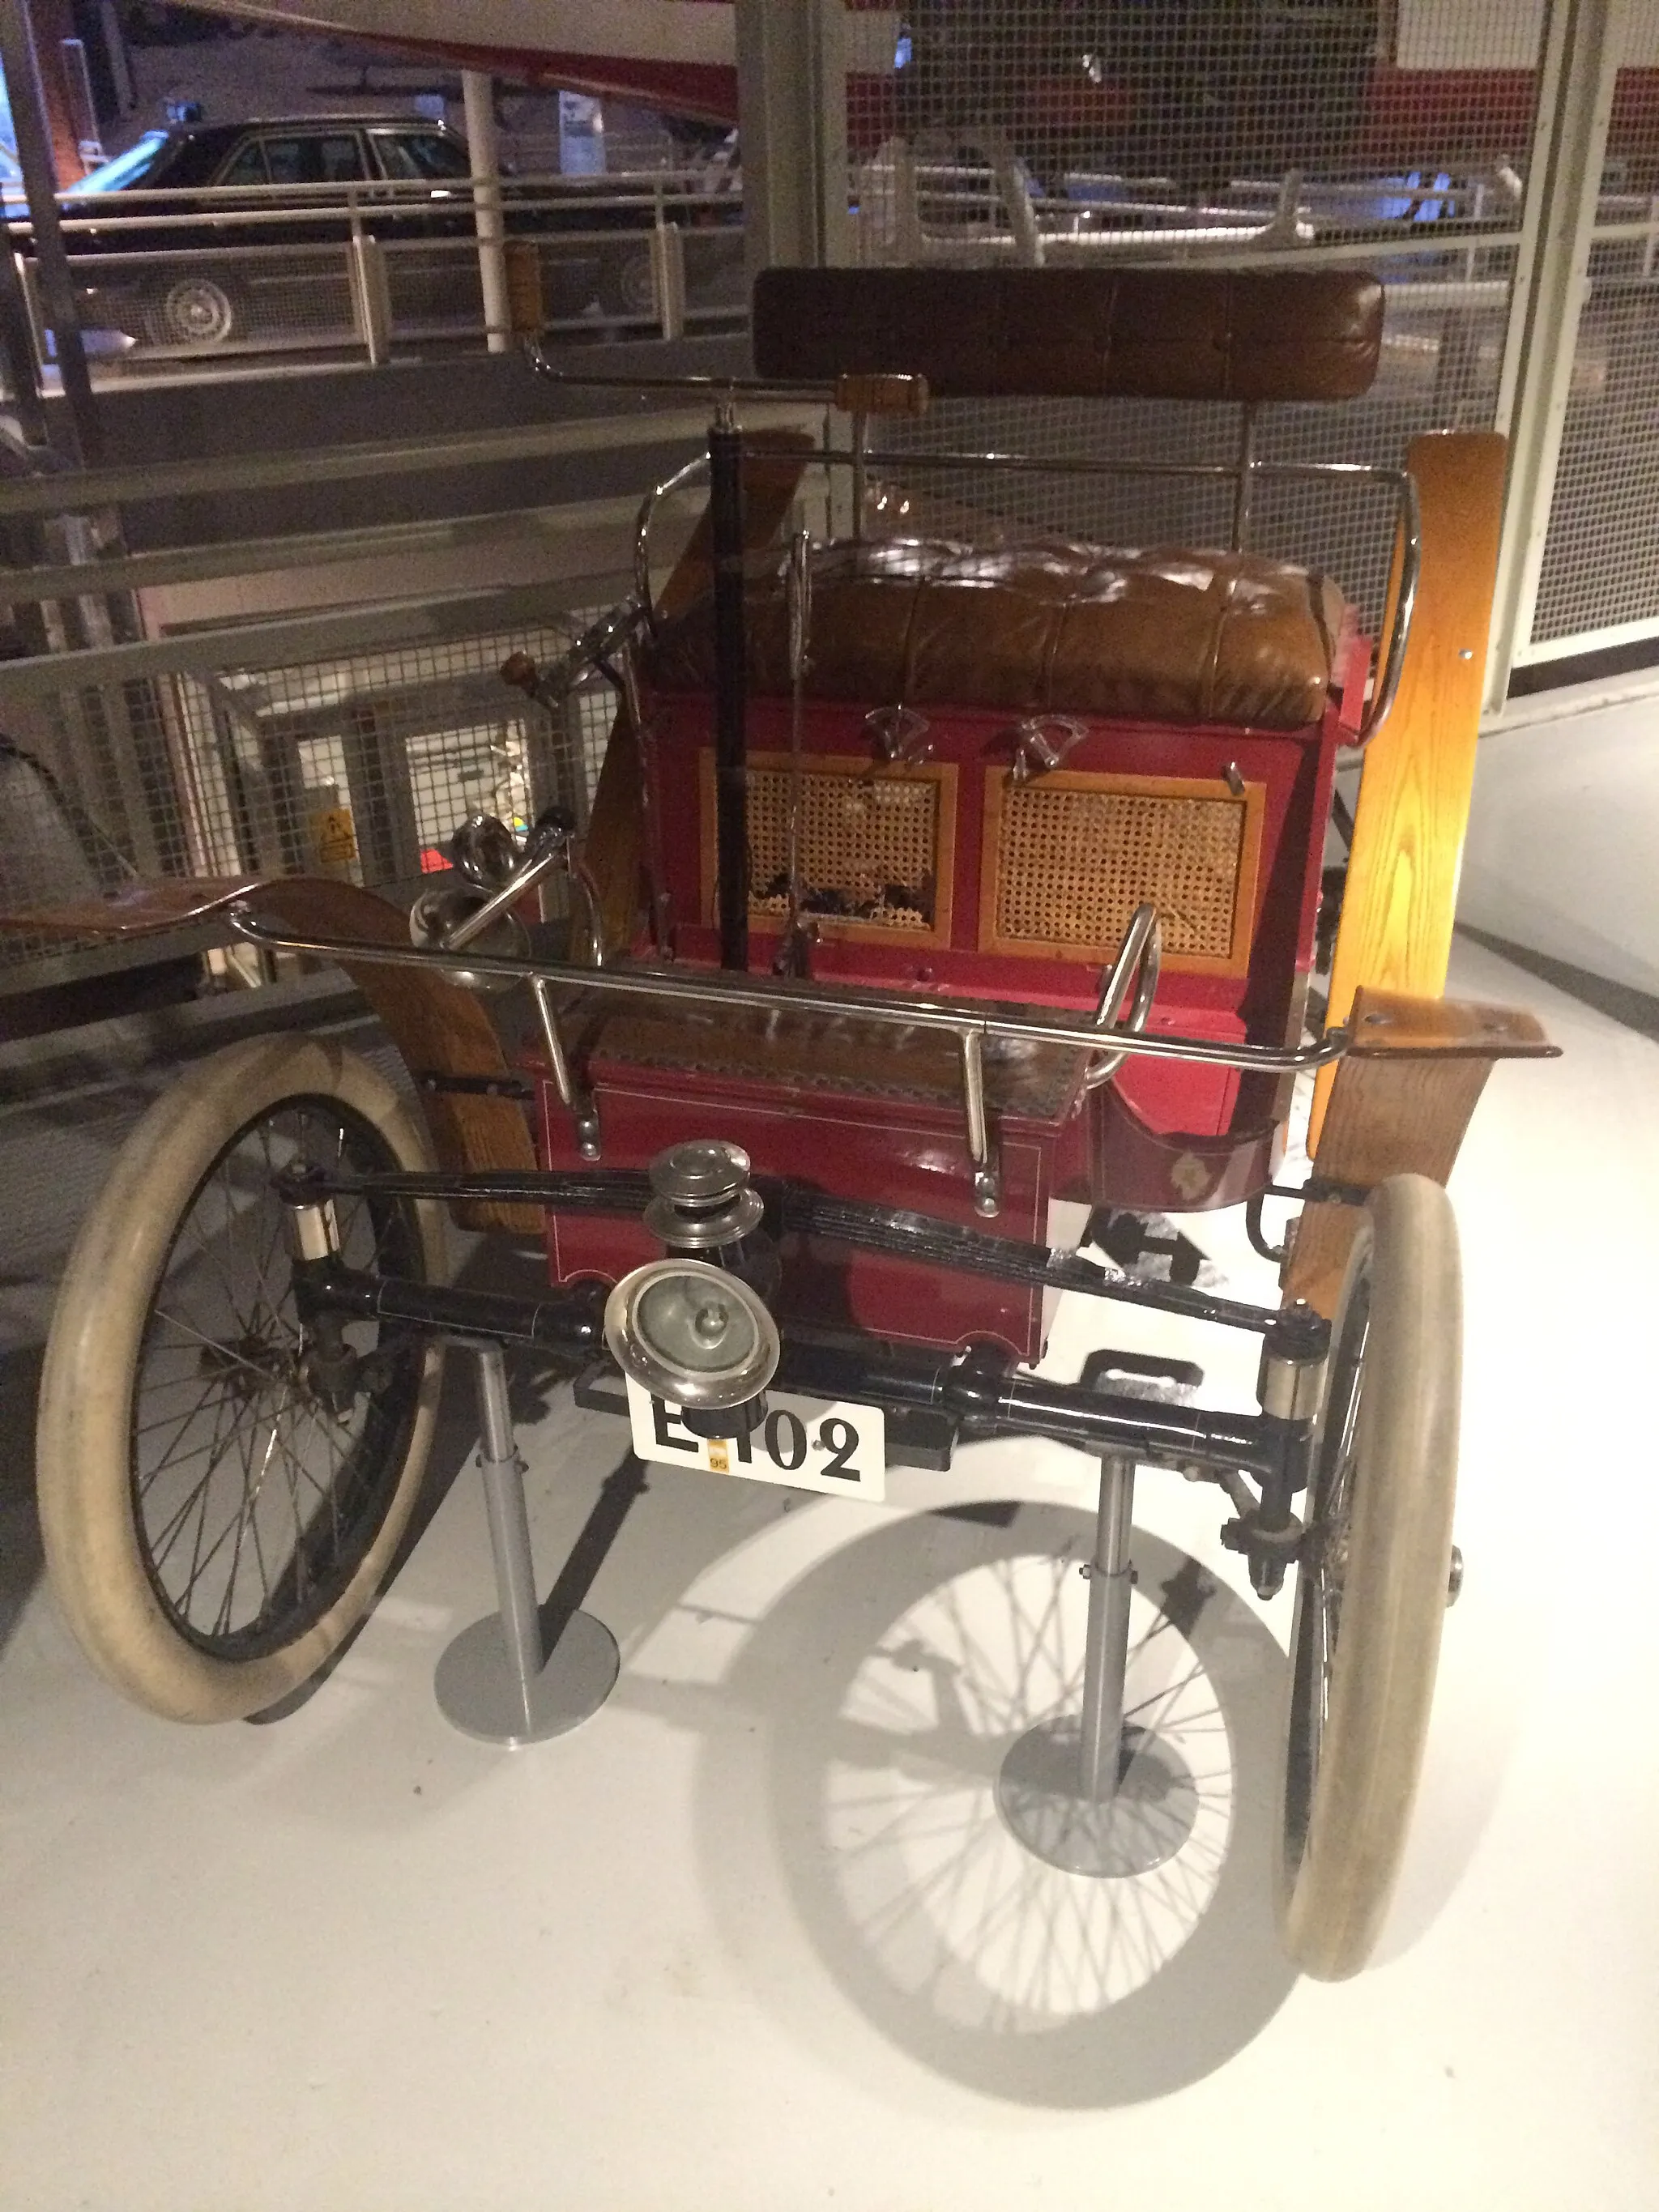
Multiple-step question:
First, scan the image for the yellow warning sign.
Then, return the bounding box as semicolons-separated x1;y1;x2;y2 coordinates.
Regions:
310;806;357;867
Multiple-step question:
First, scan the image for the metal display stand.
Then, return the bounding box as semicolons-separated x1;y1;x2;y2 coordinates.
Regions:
996;1453;1199;1877
434;1340;620;1746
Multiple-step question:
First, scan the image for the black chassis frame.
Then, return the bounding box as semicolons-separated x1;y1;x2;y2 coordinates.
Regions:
282;1160;1332;1601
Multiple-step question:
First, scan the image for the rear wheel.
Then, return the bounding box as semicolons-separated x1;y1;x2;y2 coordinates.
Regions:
36;1034;446;1721
597;241;657;321
1277;1174;1461;1979
143;271;242;347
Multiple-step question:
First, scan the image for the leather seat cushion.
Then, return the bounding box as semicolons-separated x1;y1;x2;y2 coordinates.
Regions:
648;536;1350;731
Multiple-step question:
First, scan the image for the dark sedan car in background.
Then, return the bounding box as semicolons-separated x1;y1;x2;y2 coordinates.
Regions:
12;115;744;348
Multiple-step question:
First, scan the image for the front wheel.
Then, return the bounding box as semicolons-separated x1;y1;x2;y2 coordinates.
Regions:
1277;1174;1461;1979
36;1034;446;1722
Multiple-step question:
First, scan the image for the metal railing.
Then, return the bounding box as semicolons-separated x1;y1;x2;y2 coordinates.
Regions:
2;168;747;371
231;899;1346;1220
0;380;825;996
848;146;1544;266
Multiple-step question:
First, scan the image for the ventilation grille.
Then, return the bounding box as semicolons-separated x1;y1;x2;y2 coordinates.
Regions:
983;772;1260;972
704;753;957;944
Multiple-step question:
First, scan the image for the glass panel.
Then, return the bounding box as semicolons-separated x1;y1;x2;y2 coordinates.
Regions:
370;134;422;181
1529;10;1659;650
261;134;366;187
217;140;269;188
400;132;474;181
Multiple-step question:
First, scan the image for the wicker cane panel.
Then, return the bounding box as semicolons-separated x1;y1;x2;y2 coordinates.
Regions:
982;769;1264;975
700;752;957;947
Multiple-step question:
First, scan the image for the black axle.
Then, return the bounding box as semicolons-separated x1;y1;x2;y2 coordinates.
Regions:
276;1161;1307;1342
292;1254;1313;1510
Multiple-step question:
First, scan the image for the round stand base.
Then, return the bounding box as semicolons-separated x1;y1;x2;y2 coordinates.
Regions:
435;1609;619;1747
996;1719;1199;1877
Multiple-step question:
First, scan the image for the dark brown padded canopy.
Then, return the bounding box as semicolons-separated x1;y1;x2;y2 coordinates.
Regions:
648;538;1350;731
753;267;1384;403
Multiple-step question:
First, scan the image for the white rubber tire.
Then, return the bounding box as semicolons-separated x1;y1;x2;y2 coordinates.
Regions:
1278;1173;1461;1980
36;1034;446;1723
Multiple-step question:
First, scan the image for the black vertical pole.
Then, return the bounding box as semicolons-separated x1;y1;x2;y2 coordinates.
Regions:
709;403;748;971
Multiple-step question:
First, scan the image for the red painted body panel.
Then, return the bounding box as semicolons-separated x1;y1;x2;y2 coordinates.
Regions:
537;1046;1082;1360
531;625;1358;1358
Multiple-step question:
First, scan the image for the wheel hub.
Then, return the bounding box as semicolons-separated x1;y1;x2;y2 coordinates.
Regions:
200;1330;292;1398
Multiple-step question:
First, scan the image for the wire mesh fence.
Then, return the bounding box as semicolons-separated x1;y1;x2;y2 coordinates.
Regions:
1529;28;1659;651
0;614;618;984
842;1;1543;639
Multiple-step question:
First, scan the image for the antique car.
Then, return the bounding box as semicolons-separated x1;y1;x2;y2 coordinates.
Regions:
15;113;744;345
2;266;1553;1982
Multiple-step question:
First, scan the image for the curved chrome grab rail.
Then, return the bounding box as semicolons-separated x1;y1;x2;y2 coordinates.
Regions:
1084;903;1163;1092
1361;466;1421;744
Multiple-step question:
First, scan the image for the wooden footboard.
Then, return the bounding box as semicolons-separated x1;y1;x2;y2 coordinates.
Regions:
1284;983;1557;1316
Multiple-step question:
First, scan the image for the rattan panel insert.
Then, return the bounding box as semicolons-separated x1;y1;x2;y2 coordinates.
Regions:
700;752;957;946
981;769;1264;975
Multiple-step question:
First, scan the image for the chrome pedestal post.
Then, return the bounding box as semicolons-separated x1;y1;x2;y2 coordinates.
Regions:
434;1342;619;1746
996;1453;1198;1877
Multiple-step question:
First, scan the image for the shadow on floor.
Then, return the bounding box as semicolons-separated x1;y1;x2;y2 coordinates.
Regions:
250;1236;593;1724
0;1344;45;1657
676;1502;1298;2108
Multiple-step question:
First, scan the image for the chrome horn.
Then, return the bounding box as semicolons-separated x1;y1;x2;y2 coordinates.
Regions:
408;805;603;990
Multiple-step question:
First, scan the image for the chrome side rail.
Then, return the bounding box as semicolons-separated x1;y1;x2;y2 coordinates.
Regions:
228;905;1345;1220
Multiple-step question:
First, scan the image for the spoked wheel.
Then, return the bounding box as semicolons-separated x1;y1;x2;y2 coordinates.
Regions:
36;1036;446;1722
1278;1173;1461;1979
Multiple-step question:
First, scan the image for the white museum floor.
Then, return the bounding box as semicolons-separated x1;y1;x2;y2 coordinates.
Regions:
1;933;1655;2212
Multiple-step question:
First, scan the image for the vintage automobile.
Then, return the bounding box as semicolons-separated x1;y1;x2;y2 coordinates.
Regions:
11;113;744;345
2;266;1553;1982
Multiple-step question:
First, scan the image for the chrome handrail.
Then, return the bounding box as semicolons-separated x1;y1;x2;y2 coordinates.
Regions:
228;910;1342;1073
228;904;1346;1221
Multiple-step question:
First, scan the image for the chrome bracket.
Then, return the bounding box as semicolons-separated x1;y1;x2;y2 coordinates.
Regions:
531;978;601;1161
1012;714;1088;781
866;703;932;765
958;1026;1002;1218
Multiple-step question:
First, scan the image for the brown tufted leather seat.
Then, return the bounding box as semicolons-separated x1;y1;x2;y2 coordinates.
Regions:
647;536;1351;733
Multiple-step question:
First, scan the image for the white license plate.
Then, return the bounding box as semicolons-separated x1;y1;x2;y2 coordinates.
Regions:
625;1378;886;1502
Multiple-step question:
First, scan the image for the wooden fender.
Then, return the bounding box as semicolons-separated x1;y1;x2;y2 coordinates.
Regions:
1312;428;1509;1153
0;876;543;1234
